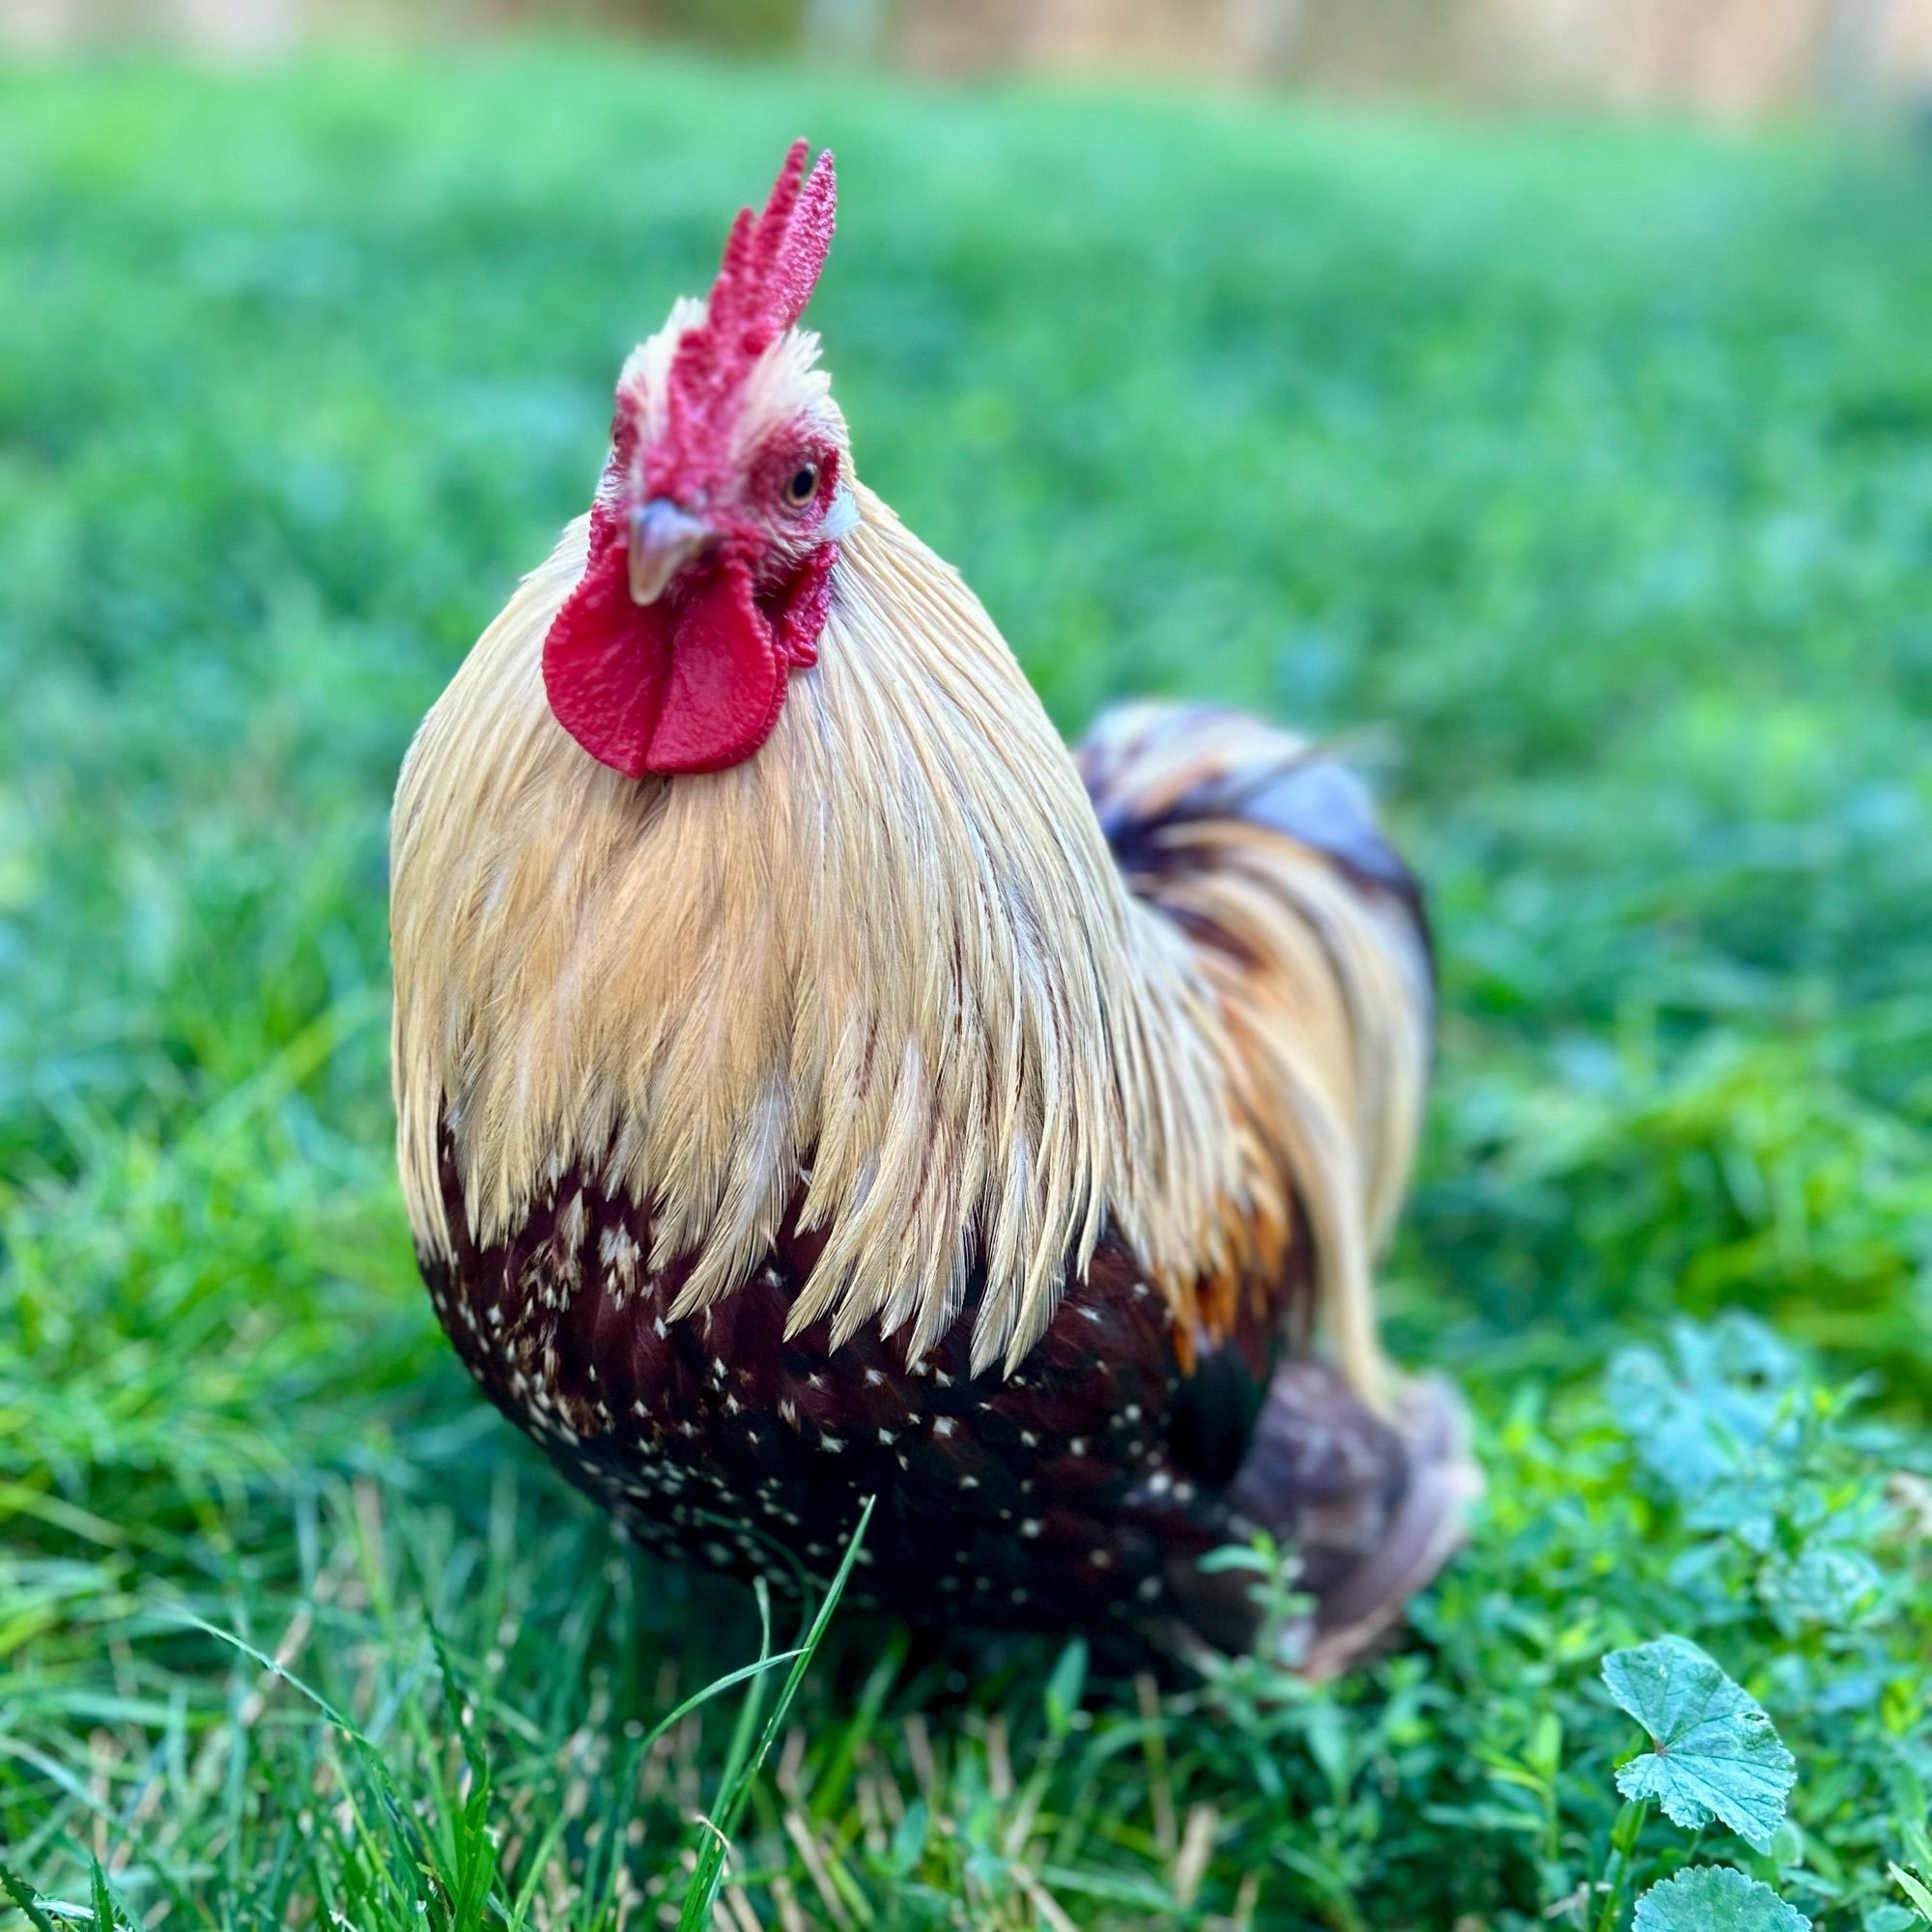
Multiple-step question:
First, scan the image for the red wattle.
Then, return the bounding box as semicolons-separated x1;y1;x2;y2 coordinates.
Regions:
645;560;787;774
541;547;673;781
541;550;790;779
777;543;837;668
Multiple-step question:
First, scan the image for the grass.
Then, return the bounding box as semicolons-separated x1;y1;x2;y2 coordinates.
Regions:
2;44;1930;1931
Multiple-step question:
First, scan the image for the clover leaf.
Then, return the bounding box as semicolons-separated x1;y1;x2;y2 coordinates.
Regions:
1603;1637;1796;1852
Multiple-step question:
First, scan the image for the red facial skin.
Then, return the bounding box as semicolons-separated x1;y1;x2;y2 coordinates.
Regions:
542;432;842;779
542;141;842;780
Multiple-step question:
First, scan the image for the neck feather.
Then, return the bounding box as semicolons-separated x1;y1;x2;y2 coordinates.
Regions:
391;484;1246;1371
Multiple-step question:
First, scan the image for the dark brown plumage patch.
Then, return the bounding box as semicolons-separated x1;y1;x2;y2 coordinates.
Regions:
423;1125;1331;1635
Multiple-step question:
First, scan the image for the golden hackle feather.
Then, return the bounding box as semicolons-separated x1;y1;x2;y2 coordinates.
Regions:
392;320;1428;1395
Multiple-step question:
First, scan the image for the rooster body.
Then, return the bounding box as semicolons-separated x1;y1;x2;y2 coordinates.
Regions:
392;148;1473;1668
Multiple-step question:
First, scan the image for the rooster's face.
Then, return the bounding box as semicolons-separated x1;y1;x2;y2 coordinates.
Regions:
542;143;853;780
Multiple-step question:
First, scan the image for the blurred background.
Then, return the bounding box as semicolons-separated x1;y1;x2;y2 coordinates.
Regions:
4;0;1932;1924
5;0;1932;116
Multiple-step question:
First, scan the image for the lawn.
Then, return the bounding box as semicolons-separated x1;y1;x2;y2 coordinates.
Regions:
2;46;1930;1932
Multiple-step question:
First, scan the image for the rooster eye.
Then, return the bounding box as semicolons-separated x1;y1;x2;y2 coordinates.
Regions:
783;463;820;508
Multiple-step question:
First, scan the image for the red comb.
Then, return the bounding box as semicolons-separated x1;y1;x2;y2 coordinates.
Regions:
648;140;837;496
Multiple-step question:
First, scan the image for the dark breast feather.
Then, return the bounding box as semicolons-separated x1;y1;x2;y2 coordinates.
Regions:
423;1122;1311;1634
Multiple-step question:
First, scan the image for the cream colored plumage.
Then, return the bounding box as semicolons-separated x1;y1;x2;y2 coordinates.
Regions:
391;145;1477;1667
392;353;1427;1390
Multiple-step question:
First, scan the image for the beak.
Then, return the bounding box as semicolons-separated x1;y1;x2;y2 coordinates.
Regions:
626;499;716;606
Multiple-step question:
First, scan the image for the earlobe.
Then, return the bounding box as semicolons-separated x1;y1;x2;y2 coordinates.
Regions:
818;483;860;544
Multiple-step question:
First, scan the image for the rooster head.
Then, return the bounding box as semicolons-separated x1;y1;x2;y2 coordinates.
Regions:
543;141;854;778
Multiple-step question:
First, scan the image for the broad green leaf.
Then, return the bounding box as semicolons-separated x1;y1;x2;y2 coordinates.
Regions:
1867;1908;1923;1932
1757;1545;1887;1633
1608;1320;1796;1497
1603;1638;1796;1852
1633;1866;1809;1932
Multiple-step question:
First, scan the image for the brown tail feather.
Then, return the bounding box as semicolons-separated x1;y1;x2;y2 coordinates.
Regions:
1079;703;1471;1663
1079;701;1434;1404
1166;1363;1481;1676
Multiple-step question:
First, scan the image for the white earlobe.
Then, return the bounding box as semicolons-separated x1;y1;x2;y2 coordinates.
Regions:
820;483;861;543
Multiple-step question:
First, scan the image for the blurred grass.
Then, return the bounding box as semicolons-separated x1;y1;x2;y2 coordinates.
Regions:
0;46;1929;1930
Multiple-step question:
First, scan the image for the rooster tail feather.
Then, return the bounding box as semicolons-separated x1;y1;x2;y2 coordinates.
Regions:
1166;1362;1482;1674
1077;702;1434;1404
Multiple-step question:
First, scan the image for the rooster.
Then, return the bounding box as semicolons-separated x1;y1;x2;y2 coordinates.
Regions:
391;143;1476;1673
